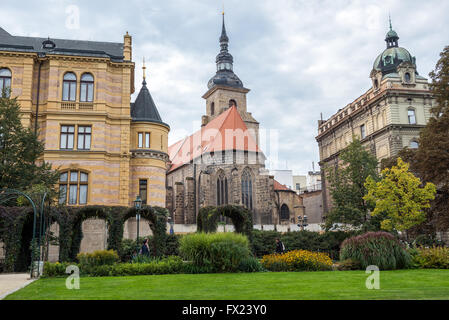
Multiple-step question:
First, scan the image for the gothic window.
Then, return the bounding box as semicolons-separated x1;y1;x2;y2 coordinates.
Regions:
0;68;11;98
59;170;88;205
216;172;228;206
62;72;77;101
241;169;253;210
408;109;416;124
80;73;94;102
280;204;290;221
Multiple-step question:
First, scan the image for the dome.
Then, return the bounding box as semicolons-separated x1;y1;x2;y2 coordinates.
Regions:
373;47;415;75
207;70;243;89
386;29;398;39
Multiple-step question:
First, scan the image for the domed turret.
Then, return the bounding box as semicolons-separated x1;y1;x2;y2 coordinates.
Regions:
372;19;417;76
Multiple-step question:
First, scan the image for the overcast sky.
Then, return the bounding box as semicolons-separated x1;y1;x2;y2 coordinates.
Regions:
2;0;448;175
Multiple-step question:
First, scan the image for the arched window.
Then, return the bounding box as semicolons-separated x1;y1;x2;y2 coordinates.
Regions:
410;140;419;149
408;109;416;124
216;172;228;206
0;68;12;98
211;102;215;115
80;73;94;102
241;169;253;210
229;99;237;108
280;204;290;221
62;72;77;101
405;72;411;83
59;170;88;205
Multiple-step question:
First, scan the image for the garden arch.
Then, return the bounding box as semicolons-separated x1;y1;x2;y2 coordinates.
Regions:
197;205;253;241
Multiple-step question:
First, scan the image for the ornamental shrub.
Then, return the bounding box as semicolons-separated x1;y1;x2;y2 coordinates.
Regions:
77;249;119;267
237;256;265;273
179;232;251;273
260;250;333;272
413;246;449;269
340;232;411;270
42;261;73;277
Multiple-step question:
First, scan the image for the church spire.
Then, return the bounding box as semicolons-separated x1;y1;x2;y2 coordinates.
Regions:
142;57;147;85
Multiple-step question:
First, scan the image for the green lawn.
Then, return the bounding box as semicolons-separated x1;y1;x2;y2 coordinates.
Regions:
5;269;449;300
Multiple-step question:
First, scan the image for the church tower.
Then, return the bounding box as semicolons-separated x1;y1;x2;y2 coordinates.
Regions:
202;13;259;145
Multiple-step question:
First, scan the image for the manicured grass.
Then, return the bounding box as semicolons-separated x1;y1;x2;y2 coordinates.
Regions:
5;269;449;300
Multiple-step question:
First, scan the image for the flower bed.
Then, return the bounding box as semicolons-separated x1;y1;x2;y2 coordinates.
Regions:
260;250;333;272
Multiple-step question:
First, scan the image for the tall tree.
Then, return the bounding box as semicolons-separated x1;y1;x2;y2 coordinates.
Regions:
0;93;58;192
364;158;436;234
324;137;380;231
413;45;449;231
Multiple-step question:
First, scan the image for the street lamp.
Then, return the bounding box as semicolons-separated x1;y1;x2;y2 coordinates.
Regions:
297;215;308;231
133;195;142;253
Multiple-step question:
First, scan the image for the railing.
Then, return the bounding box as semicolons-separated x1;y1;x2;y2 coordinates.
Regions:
61;101;94;111
297;183;322;194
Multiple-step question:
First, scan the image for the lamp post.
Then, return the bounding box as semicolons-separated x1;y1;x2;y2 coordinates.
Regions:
297;215;308;231
133;195;142;253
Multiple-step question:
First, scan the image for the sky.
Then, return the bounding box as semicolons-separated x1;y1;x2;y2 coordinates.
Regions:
2;0;448;175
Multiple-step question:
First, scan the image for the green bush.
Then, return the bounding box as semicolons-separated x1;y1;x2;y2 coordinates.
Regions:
119;238;137;262
118;235;182;262
42;261;73;277
340;232;411;270
165;234;181;256
335;259;361;271
413;246;449;269
77;249;119;267
238;256;265;273
413;235;445;248
179;232;251;273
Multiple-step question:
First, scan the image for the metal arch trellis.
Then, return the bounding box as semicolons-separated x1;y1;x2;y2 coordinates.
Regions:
0;188;47;278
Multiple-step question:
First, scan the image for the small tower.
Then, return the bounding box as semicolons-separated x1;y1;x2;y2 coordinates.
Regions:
202;12;259;144
129;58;170;207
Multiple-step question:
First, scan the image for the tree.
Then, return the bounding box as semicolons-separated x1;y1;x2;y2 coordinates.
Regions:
364;158;436;234
0;93;58;192
324;137;380;231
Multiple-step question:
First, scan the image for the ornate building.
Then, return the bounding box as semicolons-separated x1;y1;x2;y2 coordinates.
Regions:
316;21;435;215
166;15;304;229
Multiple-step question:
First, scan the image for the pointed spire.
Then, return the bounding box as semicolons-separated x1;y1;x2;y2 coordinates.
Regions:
389;14;392;30
220;10;229;43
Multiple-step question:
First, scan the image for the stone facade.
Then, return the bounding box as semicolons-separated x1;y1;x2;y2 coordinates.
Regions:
316;25;435;215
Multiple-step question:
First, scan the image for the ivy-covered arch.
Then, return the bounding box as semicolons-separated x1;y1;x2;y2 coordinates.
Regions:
119;206;169;257
197;205;253;241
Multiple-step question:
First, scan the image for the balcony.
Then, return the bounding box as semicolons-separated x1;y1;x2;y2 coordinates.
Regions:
61;101;94;111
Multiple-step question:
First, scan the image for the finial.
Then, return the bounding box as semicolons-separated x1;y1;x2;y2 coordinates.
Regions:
389;14;392;30
142;57;147;84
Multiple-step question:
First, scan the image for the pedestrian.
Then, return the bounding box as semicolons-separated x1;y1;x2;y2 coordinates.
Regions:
275;238;285;254
141;238;150;256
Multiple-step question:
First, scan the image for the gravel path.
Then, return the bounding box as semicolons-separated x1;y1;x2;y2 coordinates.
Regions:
0;273;36;299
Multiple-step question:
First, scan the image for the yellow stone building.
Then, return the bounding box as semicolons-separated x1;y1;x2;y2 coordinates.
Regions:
0;27;169;208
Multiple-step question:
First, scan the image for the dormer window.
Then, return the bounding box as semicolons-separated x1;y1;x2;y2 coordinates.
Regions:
404;72;411;83
42;38;56;50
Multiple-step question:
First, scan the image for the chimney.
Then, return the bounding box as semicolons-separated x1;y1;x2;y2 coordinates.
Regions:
124;31;132;61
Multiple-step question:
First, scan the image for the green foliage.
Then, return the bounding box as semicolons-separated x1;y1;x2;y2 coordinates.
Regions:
260;250;333;272
197;205;253;241
165;234;181;256
0;95;58;191
412;246;449;269
251;229;356;260
335;259;362;271
413;234;445;248
324;137;380;231
364;158;436;232
179;232;251;273
237;256;265;273
340;232;411;270
42;262;73;278
77;250;119;267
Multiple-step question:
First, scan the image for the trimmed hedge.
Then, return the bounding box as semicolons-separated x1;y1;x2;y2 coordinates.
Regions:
340;232;411;270
77;250;119;267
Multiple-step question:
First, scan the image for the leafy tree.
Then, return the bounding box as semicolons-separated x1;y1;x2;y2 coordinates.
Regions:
324;137;380;231
364;158;436;234
0;93;58;192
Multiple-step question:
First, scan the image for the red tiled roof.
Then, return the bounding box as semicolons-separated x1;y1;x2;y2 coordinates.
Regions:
168;106;261;172
274;180;292;191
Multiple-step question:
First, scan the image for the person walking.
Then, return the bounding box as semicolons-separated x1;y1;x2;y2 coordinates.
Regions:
141;238;150;256
275;238;285;254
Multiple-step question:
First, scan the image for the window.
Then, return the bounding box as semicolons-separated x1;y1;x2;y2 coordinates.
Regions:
80;73;94;102
0;68;11;98
280;204;290;221
405;73;411;83
241;169;253;210
59;170;88;205
216;172;228;206
410;141;419;149
408;109;416;124
77;126;91;150
360;124;366;139
60;125;75;149
62;72;77;101
139;179;148;205
138;132;150;148
211;102;215;115
296;183;300;191
229;99;237;108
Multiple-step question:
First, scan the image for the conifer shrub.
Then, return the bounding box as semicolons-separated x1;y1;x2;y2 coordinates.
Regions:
340;232;411;270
